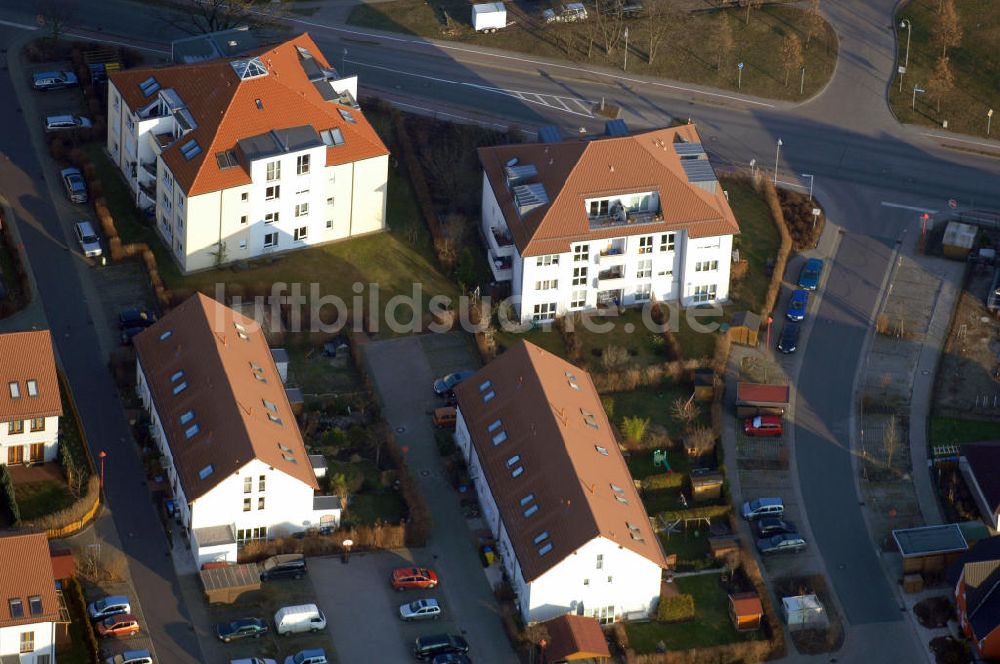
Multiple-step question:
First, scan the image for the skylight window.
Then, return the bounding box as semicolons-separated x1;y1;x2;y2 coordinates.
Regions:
234;322;249;341
338;108;356;123
267;413;283;426
524;504;539;517
492;431;508;445
595;445;609;456
179;411;195;425
511;466;524;478
8;598;23;618
139;76;160;97
8;382;19;399
627;522;642;533
172;381;188;395
198;464;214;480
569;381;580;390
231;57;268;80
185;424;200;439
565;371;576;380
28;596;42;615
159;330;173;341
488;419;502;433
520;494;535;506
320;128;345;146
180;139;202;160
479;380;492;392
483;390;496;402
26;380;37;397
538;543;554;555
611;484;625;494
580;408;593;417
533;531;550;544
506;455;521;468
170;371;184;383
262;399;278;413
614;494;629;505
629;532;645;543
584;419;599;430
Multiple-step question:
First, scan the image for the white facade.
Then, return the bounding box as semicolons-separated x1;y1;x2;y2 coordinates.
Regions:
0;621;56;663
0;417;59;465
136;361;340;565
106;80;388;275
480;173;734;323
455;411;661;624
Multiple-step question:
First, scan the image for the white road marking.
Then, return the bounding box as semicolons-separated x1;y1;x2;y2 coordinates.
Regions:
0;19;38;30
65;33;171;54
880;201;938;213
920;132;1000;150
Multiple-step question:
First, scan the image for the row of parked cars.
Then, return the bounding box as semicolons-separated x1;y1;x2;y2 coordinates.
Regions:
742;497;808;555
85;595;153;663
777;258;824;354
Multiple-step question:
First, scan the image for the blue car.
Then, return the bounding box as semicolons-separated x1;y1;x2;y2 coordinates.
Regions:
433;370;476;396
786;289;809;322
797;258;824;290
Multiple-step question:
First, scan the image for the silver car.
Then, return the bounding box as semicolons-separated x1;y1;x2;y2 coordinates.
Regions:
61;167;88;204
45;114;93;132
33;70;78;90
74;221;102;258
399;598;441;621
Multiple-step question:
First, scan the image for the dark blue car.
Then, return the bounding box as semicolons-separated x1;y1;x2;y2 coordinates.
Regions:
777;322;800;354
215;617;268;642
797;258;824;290
786;289;809;322
433;371;476;396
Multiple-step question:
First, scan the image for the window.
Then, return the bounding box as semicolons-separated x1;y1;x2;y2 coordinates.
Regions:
573;244;590;262
692;284;718;303
492;431;507;445
506;455;521;468
243;497;251;512
589;200;609;217
538;542;553;555
172;381;188;395
295;203;309;217
171;371;184;382
488;419;503;433
28;596;42;615
180;411;194;425
259;475;266;492
30;418;44;432
608;576;613;583
570;291;586;309
9;598;23;618
339;108;357;123
244;477;253;494
296;187;309;196
264;232;278;248
635;284;652;301
638;236;653;254
520;494;535;506
37;656;50;664
26;380;37;397
532;302;557;321
239;240;247;249
511;466;524;478
294;226;308;241
479;380;492;392
180;139;201;160
596;554;603;569
483;391;495;402
258;497;266;510
524;504;539;517
198;464;214;480
241;192;249;202
583;578;590;586
327;197;335;206
572;267;588;286
321;128;345;146
593;605;615;625
637;259;652;279
595;445;609;455
265;185;280;200
326;219;334;229
8;382;19;399
534;531;550;545
8;420;24;435
535;279;557;291
264;212;279;224
184;424;199;439
535;255;559;267
19;631;33;653
266;160;281;181
296;154;310;175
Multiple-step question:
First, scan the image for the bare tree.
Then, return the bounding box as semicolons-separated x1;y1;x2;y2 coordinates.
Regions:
926;54;955;113
645;0;674;65
329;473;351;516
883;415;899;468
716;13;735;72
524;623;551;664
38;0;76;43
744;0;764;26
671;396;701;431
804;0;823;46
685;427;716;458
593;0;626;56
160;0;258;35
932;0;963;59
601;345;629;371
780;33;804;86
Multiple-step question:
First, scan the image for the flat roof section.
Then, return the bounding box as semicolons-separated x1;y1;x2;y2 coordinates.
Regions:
892;524;969;558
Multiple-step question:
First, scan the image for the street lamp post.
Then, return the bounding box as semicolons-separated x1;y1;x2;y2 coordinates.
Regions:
801;173;814;201
766;315;773;349
899;19;912;93
342;48;347;74
623;28;629;72
99;451;107;491
799;67;806;95
989;109;994;136
773;138;782;185
749;158;756;180
912;86;925;111
342;538;354;564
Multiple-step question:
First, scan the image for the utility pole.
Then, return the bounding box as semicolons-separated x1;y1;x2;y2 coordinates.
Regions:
799;67;805;95
623;27;629;72
898;19;912;93
773;138;782;185
989;109;994;136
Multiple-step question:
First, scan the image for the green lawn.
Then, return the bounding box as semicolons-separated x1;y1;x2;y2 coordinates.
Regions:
349;490;407;525
659;531;713;570
627;574;755;652
15;480;74;521
606;385;707;437
929;416;1000;446
722;176;781;318
285;339;362;396
890;0;1000;137
349;4;837;102
574;309;671;372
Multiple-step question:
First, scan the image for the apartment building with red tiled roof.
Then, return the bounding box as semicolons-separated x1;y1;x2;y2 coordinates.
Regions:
107;33;389;273
0;331;63;466
478;122;740;322
0;532;62;662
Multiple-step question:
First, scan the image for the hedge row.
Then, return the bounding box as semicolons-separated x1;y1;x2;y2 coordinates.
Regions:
64;577;100;664
0;464;20;526
758;178;794;320
657;593;695;622
0;208;33;317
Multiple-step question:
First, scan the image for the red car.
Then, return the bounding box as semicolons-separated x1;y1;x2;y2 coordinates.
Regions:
743;415;783;437
391;567;439;591
96;613;140;637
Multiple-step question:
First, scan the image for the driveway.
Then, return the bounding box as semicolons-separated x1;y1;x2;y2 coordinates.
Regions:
362;333;518;664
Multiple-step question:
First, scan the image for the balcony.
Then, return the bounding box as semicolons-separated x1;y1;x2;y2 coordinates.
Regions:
487;225;515;258
597;266;624;282
139;161;157;180
489;252;512;282
598;244;626;265
589;208;662;231
138;182;157;204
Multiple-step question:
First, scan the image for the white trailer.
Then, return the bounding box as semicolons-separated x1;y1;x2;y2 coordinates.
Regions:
472;2;508;33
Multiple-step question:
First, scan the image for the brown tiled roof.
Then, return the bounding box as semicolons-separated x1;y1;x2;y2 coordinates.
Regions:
133;293;318;502
735;383;790;405
0;532;59;628
478;124;740;257
963;442;1000;512
110;33;388;197
730;592;763;616
0;331;62;421
454;341;665;583
541;614;611;661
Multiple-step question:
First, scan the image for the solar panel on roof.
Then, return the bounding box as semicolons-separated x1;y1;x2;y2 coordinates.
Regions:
605;119;629;136
538;125;562;143
681;160;717;182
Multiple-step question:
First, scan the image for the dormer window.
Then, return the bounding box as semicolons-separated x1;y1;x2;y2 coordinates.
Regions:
26;380;37;397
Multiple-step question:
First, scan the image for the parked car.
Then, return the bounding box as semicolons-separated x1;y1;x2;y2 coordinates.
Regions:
757;533;807;555
400;598;442;621
432;655;472;664
105;650;153;664
433;370;476;396
432;407;457;429
543;3;588;22
32;70;78;90
259;553;307;581
61;167;88;204
88;595;130;621
283;650;328;664
120;325;147;345
274;604;326;635
743;414;783;437
45;114;92;132
216;617;268;642
74;221;102;258
96;614;140;638
231;659;276;664
797;258;824;290
118;308;156;330
756;517;798;539
777;322;800;354
786;289;809;321
392;567;439;591
741;497;784;521
413;634;470;660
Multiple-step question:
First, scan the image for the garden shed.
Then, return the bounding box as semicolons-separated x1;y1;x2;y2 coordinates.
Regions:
690;469;724;501
942;221;977;260
781;594;827;630
735;382;789;417
892;523;969;576
729;311;760;346
729;592;763;631
539;614;611;663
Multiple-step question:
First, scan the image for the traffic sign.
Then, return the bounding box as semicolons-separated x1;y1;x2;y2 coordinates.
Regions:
738;62;744;70
948;199;957;209
812;208;821;216
898;65;906;74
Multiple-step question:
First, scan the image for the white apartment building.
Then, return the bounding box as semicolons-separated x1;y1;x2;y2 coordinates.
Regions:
0;532;61;664
107;33;389;274
0;331;62;466
454;341;665;624
478;124;740;322
134;293;340;565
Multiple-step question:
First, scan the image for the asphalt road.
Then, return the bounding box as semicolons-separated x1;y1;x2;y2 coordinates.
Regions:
0;26;203;664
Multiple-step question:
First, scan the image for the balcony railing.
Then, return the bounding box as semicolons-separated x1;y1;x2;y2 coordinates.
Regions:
140;161;157;179
489;252;513;281
598;266;624;281
138;182;157;203
491;226;514;247
589;209;662;231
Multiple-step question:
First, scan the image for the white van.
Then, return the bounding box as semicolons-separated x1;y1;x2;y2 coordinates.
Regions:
274;604;327;635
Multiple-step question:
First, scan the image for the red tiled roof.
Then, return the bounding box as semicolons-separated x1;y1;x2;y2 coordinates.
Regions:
730;592;763;616
110;33;388;196
541;614;611;661
454;341;666;583
736;383;790;405
0;532;60;628
133;293;318;502
0;331;62;421
478;124;740;257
